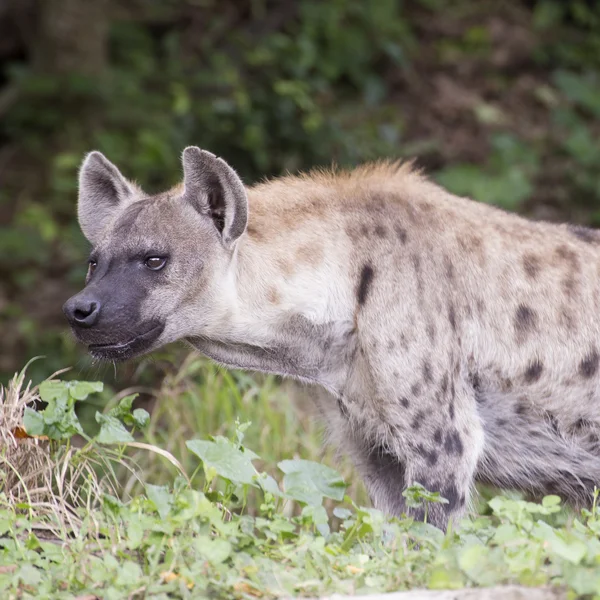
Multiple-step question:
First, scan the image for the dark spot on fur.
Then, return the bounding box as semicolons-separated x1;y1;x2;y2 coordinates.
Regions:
411;383;422;397
374;224;387;238
574;418;593;431
560;307;576;331
449;400;455;421
387;340;395;351
411;410;426;430
337;398;349;418
515;402;528;416
524;360;544;383
400;333;409;350
412;254;421;274
400;397;410;409
562;274;578;299
444;256;455;281
469;371;481;392
554;245;580;291
433;428;443;445
569;224;599;244
522;254;541;279
448;304;457;332
444;430;464;456
357;264;374;306
441;374;449;395
422;361;433;384
394;224;407;244
496;418;507;427
579;350;599;378
545;412;561;436
440;482;460;511
360;224;370;237
476;298;485;315
555;244;574;262
426;323;436;343
514;304;537;339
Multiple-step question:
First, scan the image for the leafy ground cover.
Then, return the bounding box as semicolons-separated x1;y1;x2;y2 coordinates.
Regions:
2;363;600;599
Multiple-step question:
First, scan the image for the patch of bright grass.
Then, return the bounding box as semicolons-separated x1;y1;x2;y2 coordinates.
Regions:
2;364;600;598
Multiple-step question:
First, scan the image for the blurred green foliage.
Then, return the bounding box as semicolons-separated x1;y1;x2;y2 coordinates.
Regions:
0;0;599;382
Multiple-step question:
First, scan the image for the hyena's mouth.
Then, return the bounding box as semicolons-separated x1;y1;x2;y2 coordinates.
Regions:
88;323;164;361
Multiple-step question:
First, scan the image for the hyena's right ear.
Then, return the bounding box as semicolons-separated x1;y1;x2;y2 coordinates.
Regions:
181;147;248;249
78;151;137;244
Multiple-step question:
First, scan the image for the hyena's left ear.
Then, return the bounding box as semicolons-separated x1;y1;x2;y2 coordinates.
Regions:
181;146;248;248
78;151;137;244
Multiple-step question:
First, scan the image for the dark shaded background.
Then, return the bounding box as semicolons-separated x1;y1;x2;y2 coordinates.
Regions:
1;0;599;386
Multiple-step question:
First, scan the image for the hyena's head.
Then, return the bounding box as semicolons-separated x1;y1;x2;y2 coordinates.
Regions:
63;147;248;361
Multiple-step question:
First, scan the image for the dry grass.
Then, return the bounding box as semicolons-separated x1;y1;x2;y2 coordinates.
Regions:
0;361;116;539
0;359;193;541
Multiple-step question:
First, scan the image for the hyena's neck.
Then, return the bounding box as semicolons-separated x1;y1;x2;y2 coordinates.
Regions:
190;227;357;393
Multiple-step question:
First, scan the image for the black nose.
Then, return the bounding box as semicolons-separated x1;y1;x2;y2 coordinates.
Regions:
63;295;101;328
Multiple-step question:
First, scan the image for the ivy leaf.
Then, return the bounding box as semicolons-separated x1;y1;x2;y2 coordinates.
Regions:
278;459;346;505
146;484;173;520
131;408;150;429
194;536;232;564
107;394;141;427
533;522;587;564
23;385;83;440
68;381;103;400
186;437;259;486
22;408;45;437
95;412;134;444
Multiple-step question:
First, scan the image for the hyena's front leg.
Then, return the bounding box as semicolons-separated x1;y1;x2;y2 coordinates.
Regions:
342;382;485;531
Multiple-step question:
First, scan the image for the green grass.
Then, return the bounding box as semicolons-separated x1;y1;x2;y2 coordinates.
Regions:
112;354;370;511
2;362;600;598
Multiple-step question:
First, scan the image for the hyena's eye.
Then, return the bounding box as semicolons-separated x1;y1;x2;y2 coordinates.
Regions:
145;256;167;271
87;260;97;277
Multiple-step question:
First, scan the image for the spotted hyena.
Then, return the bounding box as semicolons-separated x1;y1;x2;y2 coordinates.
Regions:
63;147;600;529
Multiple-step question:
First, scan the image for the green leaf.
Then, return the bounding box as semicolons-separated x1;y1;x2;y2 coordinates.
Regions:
23;390;83;440
146;484;173;520
39;380;69;405
186;437;259;485
428;567;464;590
194;536;232;564
131;408;150;428
333;507;352;520
116;560;143;587
403;482;448;508
22;408;45;437
17;564;41;587
95;412;134;444
534;521;587;564
542;495;561;508
257;473;284;497
278;459;346;505
67;380;103;400
102;494;124;517
108;394;137;418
